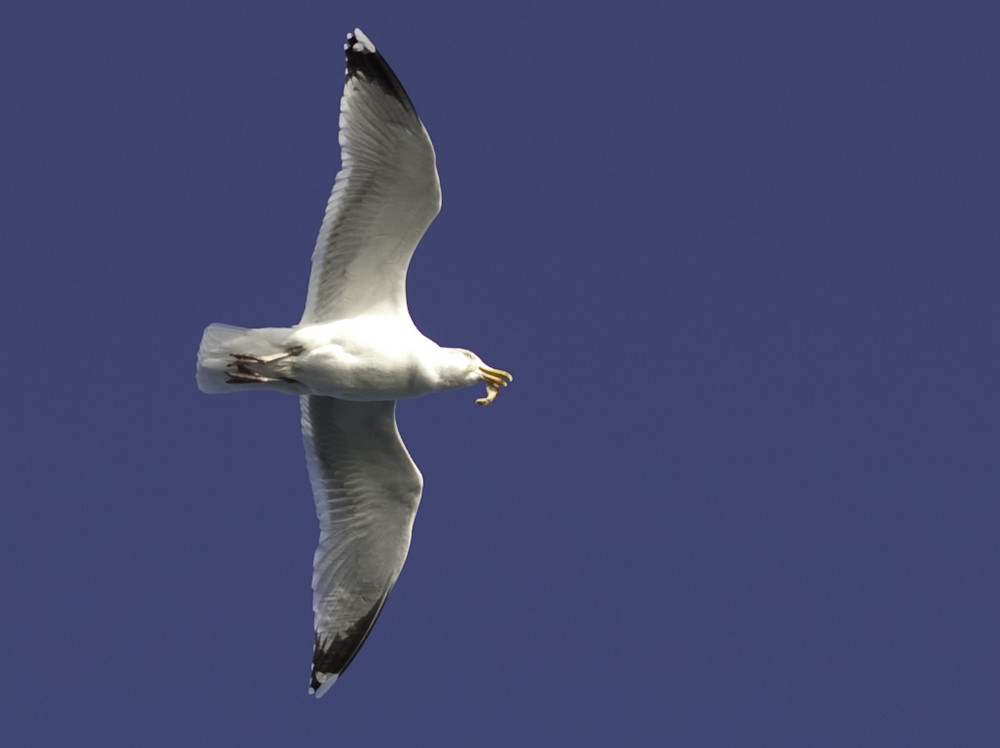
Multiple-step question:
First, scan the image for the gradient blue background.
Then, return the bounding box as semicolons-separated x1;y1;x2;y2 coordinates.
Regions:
3;1;999;745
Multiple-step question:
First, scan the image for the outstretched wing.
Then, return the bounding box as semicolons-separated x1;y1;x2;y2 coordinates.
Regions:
300;395;423;697
301;28;441;325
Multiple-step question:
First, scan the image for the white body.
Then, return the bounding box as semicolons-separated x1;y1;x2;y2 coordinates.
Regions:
197;317;478;401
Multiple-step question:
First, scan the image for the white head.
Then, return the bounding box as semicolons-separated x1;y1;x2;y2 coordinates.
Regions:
436;348;513;405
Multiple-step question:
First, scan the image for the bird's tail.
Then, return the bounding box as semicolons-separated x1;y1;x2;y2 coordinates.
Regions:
196;323;295;393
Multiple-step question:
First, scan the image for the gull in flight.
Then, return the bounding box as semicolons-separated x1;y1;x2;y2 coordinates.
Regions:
196;28;512;698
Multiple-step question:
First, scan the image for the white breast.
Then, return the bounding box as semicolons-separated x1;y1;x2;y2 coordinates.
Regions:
289;318;440;401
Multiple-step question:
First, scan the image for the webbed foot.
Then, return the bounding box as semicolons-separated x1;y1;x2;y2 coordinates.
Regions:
225;347;304;385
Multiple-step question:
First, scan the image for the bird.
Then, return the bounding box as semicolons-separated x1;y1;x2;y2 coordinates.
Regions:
195;28;512;698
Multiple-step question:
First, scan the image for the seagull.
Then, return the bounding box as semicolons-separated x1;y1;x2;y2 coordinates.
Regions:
196;28;512;698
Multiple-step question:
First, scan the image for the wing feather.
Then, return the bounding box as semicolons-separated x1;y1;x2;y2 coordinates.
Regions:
300;395;423;696
301;29;441;324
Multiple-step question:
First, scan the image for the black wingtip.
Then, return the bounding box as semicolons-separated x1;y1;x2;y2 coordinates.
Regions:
343;28;416;114
310;595;389;693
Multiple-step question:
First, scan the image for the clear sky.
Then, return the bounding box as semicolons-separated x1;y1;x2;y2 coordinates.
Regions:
3;1;999;745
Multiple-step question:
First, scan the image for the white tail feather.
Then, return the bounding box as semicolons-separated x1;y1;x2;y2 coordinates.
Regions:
196;323;295;393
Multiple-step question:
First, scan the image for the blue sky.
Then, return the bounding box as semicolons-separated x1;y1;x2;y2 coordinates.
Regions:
3;1;999;745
